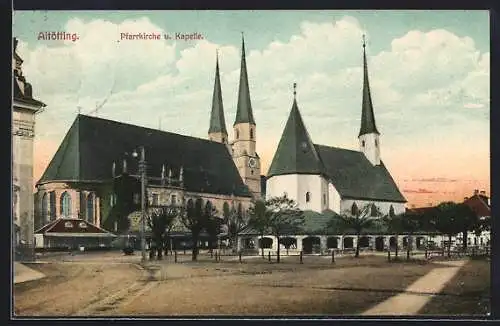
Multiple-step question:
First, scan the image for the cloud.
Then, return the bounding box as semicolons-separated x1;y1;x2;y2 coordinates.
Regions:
403;188;437;194
410;177;458;183
18;15;489;205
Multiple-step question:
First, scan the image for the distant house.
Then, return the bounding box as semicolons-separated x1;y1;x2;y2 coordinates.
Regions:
34;217;116;250
463;189;491;246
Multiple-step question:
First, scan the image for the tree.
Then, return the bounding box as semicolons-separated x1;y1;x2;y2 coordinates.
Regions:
428;202;464;257
203;202;221;252
146;205;180;259
399;211;421;260
248;199;270;258
225;202;249;253
382;212;402;259
265;196;305;263
181;197;204;261
454;203;480;250
336;203;380;258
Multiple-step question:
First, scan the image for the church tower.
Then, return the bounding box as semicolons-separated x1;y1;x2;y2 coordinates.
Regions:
232;34;261;198
358;35;381;166
208;50;229;147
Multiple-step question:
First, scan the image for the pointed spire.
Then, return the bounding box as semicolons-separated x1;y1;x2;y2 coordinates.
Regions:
267;83;324;178
208;49;228;135
234;33;256;126
359;34;380;137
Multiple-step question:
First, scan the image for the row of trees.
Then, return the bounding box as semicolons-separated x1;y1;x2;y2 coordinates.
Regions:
336;201;490;260
113;176;489;263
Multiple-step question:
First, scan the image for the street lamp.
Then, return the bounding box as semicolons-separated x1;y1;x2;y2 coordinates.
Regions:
132;146;147;264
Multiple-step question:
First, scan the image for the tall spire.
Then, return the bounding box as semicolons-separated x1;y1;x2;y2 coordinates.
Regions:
208;49;228;134
234;33;256;126
359;34;380;137
267;83;324;178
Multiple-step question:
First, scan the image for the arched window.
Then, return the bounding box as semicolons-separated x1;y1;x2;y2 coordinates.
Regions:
362;140;365;147
236;129;240;139
86;194;94;223
223;202;230;219
250;128;254;139
41;193;48;224
60;192;72;217
205;201;213;216
370;204;379;217
375;139;378;147
305;192;311;203
351;202;359;216
389;205;395;218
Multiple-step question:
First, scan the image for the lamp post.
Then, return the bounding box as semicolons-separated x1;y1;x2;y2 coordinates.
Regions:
133;146;147;263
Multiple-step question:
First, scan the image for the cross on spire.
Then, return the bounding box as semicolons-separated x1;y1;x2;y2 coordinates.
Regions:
293;82;297;99
362;34;366;48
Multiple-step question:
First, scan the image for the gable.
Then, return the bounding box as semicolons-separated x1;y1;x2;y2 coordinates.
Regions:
315;144;406;203
37;115;252;198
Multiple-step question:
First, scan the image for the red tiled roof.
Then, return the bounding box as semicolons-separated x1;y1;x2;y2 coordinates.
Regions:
407;206;435;215
35;218;115;235
464;195;490;218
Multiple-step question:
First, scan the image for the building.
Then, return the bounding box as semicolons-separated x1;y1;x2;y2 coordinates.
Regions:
34;35;261;235
34;217;116;250
238;37;408;254
463;190;491;246
12;37;46;248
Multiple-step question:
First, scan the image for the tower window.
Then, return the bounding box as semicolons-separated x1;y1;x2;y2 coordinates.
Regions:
250;128;254;140
251;170;254;175
305;192;311;203
362;140;365;147
152;193;159;206
323;194;327;205
236;129;239;139
375;139;378;147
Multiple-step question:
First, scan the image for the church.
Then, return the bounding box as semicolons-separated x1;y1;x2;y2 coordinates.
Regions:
34;36;262;238
238;37;409;254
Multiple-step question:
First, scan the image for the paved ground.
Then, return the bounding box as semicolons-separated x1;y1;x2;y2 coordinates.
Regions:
14;262;46;284
362;260;468;315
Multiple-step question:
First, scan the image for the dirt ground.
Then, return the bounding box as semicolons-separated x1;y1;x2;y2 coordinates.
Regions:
14;253;485;317
14;262;143;316
418;258;491;316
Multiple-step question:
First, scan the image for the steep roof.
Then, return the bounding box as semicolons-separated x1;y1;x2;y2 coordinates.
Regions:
208;51;228;134
37;114;252;197
35;218;115;236
315;144;406;203
267;97;325;178
233;35;256;126
358;37;379;137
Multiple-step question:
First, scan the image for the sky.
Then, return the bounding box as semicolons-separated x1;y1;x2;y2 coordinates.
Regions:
13;10;490;208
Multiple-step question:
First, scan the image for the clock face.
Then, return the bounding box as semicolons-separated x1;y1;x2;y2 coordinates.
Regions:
248;158;257;168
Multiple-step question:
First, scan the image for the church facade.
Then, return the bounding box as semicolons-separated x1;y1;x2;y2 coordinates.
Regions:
238;38;409;254
266;39;406;216
34;35;262;234
12;38;46;248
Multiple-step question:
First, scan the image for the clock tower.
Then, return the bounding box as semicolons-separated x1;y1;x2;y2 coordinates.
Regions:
231;34;261;198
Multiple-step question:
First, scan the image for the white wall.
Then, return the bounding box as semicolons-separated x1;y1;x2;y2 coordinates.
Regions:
359;133;380;166
328;183;342;213
340;198;405;217
266;174;328;212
